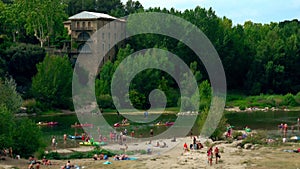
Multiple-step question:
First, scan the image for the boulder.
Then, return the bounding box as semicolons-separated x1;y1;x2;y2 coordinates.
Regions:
243;143;252;149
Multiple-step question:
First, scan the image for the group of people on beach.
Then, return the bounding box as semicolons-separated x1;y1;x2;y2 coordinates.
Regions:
183;136;221;166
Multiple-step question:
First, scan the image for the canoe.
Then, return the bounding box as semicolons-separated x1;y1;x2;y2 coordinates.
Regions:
114;123;130;127
71;124;93;128
36;122;58;126
79;141;107;146
47;122;58;126
68;135;82;139
290;136;300;141
165;122;174;126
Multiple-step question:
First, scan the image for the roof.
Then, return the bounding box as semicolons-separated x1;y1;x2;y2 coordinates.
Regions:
69;11;117;20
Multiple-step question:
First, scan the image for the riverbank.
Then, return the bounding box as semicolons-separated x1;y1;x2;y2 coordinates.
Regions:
1;137;299;169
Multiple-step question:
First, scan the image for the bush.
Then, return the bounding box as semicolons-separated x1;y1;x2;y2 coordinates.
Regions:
45;152;62;160
282;93;297;107
232;131;243;139
239;105;246;111
22;99;41;114
97;94;115;109
241;131;267;147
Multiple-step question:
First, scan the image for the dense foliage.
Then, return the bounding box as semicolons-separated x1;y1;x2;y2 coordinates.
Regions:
31;55;73;110
0;77;22;113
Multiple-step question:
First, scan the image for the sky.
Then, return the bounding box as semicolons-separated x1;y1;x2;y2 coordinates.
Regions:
121;0;300;25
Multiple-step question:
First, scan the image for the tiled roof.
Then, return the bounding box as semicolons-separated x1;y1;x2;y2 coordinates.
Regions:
69;11;117;20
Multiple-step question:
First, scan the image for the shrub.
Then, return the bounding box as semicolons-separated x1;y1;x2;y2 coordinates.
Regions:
241;131;267;147
22;99;41;114
282;93;297;107
97;94;115;109
239;105;246;111
232;131;243;139
45;152;62;160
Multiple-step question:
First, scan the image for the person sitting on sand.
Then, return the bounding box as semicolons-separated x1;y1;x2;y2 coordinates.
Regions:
197;142;204;149
155;141;160;147
160;142;167;148
65;160;72;169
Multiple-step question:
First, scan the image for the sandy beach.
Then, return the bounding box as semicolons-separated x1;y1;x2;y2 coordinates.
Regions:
1;136;299;169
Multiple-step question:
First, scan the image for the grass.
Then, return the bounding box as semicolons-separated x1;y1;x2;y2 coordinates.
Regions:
226;93;300;109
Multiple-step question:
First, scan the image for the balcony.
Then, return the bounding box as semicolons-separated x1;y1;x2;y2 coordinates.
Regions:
71;26;94;31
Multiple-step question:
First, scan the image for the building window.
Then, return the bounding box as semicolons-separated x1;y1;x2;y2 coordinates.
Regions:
77;22;80;28
82;22;85;28
102;33;104;39
102;43;105;51
88;22;91;28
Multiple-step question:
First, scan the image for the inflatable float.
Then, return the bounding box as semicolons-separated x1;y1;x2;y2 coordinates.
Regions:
290;136;300;141
79;141;107;146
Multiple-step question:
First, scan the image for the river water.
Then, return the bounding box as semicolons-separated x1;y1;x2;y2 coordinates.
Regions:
30;110;300;145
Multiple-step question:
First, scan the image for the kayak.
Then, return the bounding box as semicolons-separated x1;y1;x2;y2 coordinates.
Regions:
47;122;58;126
79;141;107;146
165;122;174;126
114;123;130;127
71;124;93;128
37;122;58;126
68;135;82;139
290;136;300;141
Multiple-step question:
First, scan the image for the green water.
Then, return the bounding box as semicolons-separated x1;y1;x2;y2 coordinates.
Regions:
30;110;300;146
225;111;300;130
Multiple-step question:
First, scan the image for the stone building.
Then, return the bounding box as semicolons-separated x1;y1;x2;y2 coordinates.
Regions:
64;11;126;66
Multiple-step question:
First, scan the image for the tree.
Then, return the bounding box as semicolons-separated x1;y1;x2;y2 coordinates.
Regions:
31;55;73;109
0;77;23;113
0;105;15;149
5;43;45;94
16;0;67;47
124;0;143;15
12;118;44;158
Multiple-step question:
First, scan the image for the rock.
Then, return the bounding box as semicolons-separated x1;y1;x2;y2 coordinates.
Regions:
244;143;252;149
237;146;242;149
232;140;243;147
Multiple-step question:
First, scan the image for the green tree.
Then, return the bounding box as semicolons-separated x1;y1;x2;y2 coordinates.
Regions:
16;0;67;47
0;77;23;113
0;105;15;149
5;43;45;94
31;55;73;109
12;118;44;158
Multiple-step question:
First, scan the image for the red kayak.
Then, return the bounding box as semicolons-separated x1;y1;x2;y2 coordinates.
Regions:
165;122;174;126
47;121;58;126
